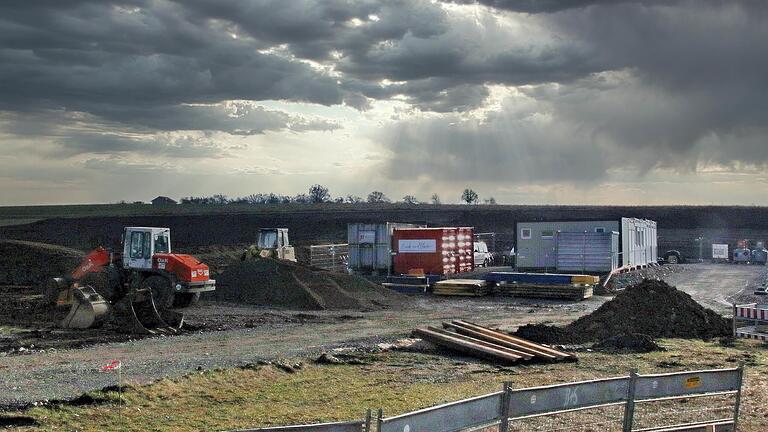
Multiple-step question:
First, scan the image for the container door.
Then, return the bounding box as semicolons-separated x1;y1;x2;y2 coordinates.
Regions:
537;230;557;269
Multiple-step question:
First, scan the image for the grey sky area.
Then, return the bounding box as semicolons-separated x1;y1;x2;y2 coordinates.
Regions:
1;0;766;205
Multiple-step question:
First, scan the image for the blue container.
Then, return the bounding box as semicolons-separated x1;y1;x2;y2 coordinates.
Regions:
485;272;575;285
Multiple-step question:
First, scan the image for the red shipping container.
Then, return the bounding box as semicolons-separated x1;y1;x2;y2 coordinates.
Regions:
392;227;475;275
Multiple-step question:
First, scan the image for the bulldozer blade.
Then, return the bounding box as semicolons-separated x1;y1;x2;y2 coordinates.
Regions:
58;286;110;329
112;289;181;335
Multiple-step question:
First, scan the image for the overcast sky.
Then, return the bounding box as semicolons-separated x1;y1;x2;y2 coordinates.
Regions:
1;0;767;205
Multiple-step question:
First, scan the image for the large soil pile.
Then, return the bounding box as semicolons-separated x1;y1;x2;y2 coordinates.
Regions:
209;258;406;310
0;240;84;285
516;279;731;344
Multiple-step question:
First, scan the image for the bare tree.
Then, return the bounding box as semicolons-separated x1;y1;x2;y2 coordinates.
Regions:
308;184;331;203
211;194;229;205
430;193;441;205
344;194;363;204
402;195;419;205
461;188;479;205
293;193;311;203
367;191;391;203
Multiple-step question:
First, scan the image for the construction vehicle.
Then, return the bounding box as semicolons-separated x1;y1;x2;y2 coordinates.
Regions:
750;242;767;265
44;227;215;333
242;228;296;262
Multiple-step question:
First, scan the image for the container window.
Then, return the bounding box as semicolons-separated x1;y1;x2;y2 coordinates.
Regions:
595;227;605;233
541;230;554;239
520;228;531;240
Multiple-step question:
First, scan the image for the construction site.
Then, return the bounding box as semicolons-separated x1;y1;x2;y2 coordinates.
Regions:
0;206;766;432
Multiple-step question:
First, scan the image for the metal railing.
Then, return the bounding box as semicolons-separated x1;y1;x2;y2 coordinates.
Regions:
232;419;365;432
309;243;349;273
228;366;744;432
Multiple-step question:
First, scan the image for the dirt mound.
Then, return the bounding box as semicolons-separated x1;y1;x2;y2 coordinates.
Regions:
0;240;84;286
592;333;665;353
602;264;688;293
209;258;405;310
516;279;731;344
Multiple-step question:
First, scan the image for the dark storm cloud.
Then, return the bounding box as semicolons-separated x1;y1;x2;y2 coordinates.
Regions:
1;0;768;190
378;0;768;184
464;0;627;13
0;0;345;148
0;0;612;126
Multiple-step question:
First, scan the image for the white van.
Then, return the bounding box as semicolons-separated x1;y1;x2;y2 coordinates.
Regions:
473;241;492;267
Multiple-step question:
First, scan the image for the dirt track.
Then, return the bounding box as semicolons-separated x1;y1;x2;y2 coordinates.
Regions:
1;263;765;407
0;296;601;407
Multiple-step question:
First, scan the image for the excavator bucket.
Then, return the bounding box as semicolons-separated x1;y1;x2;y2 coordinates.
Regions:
57;286;110;329
112;288;181;335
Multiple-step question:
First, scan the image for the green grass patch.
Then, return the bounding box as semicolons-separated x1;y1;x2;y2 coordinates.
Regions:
5;339;767;432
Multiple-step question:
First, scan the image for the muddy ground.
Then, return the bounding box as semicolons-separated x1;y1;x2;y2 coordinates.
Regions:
1;262;765;408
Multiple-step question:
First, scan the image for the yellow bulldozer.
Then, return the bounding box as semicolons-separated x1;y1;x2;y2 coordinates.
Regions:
242;228;297;262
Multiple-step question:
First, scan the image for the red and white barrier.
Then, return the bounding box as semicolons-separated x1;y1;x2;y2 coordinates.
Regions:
733;303;768;341
736;304;768;320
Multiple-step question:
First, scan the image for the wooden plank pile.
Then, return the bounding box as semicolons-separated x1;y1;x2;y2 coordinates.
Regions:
412;320;575;364
431;279;492;296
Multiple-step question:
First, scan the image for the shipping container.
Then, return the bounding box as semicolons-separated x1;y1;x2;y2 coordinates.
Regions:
392;227;475;276
555;231;620;272
347;222;423;274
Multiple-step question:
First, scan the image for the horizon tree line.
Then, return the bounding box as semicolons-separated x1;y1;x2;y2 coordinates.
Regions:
174;185;496;206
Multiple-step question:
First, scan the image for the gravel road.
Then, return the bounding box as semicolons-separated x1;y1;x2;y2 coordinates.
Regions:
0;295;602;407
2;263;763;408
661;263;767;313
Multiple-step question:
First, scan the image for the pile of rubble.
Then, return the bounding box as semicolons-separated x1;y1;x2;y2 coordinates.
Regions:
516;279;731;347
210;257;406;311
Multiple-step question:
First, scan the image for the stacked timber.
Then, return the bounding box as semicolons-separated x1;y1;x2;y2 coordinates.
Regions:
432;279;492;296
413;320;575;364
487;272;598;301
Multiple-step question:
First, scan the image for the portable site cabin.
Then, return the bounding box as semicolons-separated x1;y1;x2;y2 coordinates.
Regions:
515;218;657;273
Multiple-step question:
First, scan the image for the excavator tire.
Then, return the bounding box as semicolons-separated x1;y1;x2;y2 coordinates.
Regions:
172;292;200;308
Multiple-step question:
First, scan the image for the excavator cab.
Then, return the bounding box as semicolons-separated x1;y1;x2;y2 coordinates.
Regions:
123;227;171;270
243;228;297;262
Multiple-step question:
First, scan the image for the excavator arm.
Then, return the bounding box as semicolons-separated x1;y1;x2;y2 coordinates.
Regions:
71;247;112;281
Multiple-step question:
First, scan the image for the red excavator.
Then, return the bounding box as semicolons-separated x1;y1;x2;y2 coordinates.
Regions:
44;227;215;334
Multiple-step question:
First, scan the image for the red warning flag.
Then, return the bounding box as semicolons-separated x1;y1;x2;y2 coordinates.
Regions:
100;360;122;372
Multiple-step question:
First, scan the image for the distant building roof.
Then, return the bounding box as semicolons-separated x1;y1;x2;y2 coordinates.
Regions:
151;196;177;205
